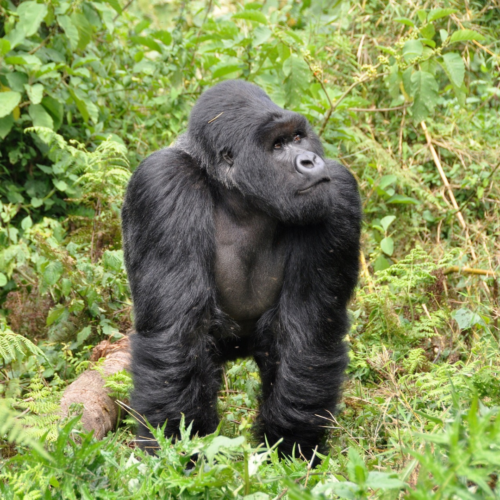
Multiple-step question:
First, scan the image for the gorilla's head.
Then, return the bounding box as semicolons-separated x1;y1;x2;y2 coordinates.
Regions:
186;80;337;224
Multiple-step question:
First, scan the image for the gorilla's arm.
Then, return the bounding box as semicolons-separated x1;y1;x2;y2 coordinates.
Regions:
254;161;361;460
122;149;222;448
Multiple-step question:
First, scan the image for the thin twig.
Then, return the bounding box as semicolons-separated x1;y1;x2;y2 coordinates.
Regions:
359;251;373;292
420;121;476;260
318;78;367;137
113;0;135;22
208;112;223;124
349;104;410;113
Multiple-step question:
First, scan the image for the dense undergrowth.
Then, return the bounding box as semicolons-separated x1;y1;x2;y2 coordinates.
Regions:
0;0;499;498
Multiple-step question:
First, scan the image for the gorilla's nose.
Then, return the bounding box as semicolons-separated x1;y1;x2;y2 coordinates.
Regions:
295;152;325;177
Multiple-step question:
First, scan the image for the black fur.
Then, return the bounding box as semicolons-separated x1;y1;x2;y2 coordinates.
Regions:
122;80;361;460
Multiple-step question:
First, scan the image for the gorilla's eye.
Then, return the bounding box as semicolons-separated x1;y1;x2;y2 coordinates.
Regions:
293;134;302;142
273;140;283;150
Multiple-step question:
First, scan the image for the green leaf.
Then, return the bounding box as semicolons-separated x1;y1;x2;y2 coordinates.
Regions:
403;40;423;61
387;194;419;204
374;254;391;272
378;174;398;190
31;197;43;208
17;1;48;37
25;83;44;105
442;52;464;88
204;436;246;462
58;15;80;50
0;38;11;56
68;88;89;122
46;306;66;326
428;8;458;22
4;28;25;50
283;55;309;107
449;29;485;43
104;0;122;14
244;3;263;10
0;273;7;287
365;472;406;490
0;115;14;139
410;71;438;122
380;215;396;232
417;10;427;23
253;26;272;46
131;36;162;53
212;64;242;79
77;326;92;345
6;55;42;68
54;180;68;191
43;261;63;287
284;56;309;83
381;237;394;256
439;29;448;43
414;410;443;424
452;308;485;330
152;30;172;45
394;18;415;27
29;103;54;129
402;67;413;97
0;91;21;118
42;96;64;130
21;216;33;230
103;250;124;272
72;13;92;51
232;11;268;25
420;23;435;40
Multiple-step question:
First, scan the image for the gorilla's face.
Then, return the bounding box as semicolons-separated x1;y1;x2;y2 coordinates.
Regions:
187;81;335;224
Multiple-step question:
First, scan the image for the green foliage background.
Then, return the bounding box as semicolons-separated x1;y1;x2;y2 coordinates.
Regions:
0;0;499;498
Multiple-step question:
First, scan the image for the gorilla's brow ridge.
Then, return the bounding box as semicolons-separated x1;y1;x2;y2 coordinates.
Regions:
256;113;308;143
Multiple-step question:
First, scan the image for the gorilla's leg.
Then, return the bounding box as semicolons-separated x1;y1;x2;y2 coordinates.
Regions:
131;333;222;452
254;335;348;462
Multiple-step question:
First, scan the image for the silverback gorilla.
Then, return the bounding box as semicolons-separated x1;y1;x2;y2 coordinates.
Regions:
121;80;361;461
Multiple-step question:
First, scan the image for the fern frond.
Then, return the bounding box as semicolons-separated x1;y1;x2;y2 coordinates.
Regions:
0;323;46;365
0;400;51;459
15;374;62;442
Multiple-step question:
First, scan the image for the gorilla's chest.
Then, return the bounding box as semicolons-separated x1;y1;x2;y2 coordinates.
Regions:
214;206;286;333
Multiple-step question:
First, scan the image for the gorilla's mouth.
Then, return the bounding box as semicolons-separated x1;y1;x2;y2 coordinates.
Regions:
297;177;330;195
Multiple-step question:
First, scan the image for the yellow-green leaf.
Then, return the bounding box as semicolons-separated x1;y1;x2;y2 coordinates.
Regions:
0;91;21;118
232;11;268;25
17;1;48;37
29;104;54;129
449;29;485;44
442;52;464;88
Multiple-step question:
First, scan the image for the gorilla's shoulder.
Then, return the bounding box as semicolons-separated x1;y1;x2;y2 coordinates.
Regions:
127;147;209;200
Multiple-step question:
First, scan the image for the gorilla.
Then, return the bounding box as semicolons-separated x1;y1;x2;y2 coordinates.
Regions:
121;80;361;461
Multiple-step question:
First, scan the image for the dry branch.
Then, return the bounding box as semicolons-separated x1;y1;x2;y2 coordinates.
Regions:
60;336;131;440
443;266;497;277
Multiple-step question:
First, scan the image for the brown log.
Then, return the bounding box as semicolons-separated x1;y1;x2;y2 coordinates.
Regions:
60;336;131;440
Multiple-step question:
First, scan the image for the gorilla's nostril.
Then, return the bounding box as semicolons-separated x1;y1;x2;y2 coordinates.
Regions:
296;152;325;175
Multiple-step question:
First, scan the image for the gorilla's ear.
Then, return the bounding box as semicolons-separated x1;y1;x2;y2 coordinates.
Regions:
222;149;234;166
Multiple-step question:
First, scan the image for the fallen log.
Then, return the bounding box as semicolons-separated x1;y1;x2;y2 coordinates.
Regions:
60;335;131;440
